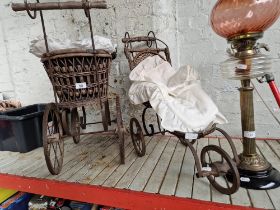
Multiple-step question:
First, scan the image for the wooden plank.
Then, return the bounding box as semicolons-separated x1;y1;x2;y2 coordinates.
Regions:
129;136;170;191
94;137;153;186
0;137;77;175
0;136;78;169
210;138;231;205
0;149;42;170
63;137;131;183
25;136;112;178
0;151;44;175
89;141;135;185
244;141;274;209
17;135;103;177
144;138;178;193
226;139;251;207
254;140;279;209
266;140;280;160
175;141;197;198
192;138;211;201
115;136;161;189
102;137;154;188
263;140;280;210
46;137;115;181
159;138;186;195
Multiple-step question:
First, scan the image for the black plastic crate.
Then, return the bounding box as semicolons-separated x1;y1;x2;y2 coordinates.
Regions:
0;104;46;153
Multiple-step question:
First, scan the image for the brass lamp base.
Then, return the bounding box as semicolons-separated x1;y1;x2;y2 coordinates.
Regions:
238;153;271;172
237;153;280;189
227;32;280;190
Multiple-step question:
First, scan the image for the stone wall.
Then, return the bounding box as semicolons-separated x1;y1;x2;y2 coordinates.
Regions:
0;0;279;138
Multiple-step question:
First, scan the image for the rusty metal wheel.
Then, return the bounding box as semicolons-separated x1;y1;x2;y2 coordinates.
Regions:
71;108;80;144
130;118;145;157
116;96;125;164
43;103;64;175
215;127;240;164
201;145;240;195
61;109;70;135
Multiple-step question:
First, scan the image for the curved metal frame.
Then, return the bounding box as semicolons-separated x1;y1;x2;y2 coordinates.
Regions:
141;104;166;136
122;31;240;195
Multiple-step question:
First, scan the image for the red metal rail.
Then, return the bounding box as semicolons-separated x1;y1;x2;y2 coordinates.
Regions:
268;80;280;108
0;173;261;210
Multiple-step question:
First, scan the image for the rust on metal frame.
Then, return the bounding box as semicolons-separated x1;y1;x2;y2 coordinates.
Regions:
122;31;241;195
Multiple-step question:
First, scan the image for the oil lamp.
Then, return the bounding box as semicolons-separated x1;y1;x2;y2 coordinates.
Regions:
211;0;280;189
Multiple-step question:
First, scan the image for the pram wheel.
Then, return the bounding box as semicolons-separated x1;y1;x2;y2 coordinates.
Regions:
201;145;240;195
61;109;70;135
130;118;146;157
71;108;80;144
43;103;64;175
116;96;125;164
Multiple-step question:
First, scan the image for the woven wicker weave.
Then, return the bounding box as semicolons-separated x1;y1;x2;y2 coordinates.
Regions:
41;49;112;108
122;31;171;70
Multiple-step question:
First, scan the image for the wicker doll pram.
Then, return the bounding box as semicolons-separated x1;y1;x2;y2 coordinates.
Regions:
122;31;241;195
12;0;125;175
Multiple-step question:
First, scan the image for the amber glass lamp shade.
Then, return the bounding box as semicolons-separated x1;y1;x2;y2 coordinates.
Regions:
211;0;280;39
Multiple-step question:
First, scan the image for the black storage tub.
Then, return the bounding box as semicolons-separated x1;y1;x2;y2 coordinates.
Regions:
0;104;46;153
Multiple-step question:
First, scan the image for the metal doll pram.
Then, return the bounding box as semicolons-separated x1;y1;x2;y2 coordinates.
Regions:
122;31;241;195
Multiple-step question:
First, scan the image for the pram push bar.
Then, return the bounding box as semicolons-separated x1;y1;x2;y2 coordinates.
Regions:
11;0;107;12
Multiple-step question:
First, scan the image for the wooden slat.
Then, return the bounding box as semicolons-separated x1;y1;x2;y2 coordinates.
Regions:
254;140;279;209
68;138;131;184
246;141;274;209
20;135;106;177
211;138;231;205
102;137;153;188
90;145;135;185
227;139;252;207
0;148;43;170
175;141;197;198
129;136;170;191
28;136;112;178
264;140;280;210
115;136;161;189
159;138;186;195
191;138;211;201
144;138;177;193
94;137;152;185
1;136;103;176
266;140;280;160
48;137;116;181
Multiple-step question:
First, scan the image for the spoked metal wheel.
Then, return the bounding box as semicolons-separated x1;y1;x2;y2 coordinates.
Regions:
201;145;240;195
130;118;145;157
71;108;80;144
43;103;64;175
116;96;125;164
215;127;240;164
61;109;70;135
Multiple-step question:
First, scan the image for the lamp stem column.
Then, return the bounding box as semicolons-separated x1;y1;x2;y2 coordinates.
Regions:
238;79;271;172
240;79;256;155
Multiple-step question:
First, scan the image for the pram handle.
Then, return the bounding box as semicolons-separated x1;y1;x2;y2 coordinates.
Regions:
122;36;157;43
12;1;107;11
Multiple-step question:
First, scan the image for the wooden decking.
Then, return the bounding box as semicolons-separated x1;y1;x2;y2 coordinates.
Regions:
0;134;280;209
